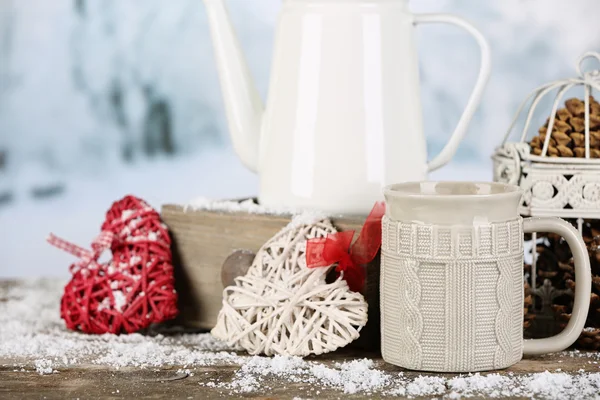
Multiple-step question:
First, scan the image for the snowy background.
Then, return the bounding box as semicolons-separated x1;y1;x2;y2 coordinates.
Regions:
1;0;599;278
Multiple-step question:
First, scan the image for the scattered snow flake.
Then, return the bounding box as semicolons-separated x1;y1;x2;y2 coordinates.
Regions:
129;256;142;265
4;280;600;399
186;198;293;215
34;359;55;375
112;290;127;312
0;280;240;370
97;297;111;311
121;210;134;221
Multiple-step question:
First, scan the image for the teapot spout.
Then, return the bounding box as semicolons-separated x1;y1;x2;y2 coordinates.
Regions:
203;0;263;172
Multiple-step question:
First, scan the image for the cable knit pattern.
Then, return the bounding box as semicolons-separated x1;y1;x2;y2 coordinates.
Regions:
494;257;514;368
381;216;524;372
382;252;422;369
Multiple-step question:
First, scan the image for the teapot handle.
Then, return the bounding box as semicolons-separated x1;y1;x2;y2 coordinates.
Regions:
414;14;492;172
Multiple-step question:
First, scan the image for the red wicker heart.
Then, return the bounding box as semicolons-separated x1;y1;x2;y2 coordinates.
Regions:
54;196;178;334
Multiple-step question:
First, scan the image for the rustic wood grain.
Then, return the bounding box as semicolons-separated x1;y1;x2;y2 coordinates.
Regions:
2;351;600;400
1;277;599;400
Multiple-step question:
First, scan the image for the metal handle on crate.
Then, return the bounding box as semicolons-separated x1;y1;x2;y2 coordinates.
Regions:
522;217;592;355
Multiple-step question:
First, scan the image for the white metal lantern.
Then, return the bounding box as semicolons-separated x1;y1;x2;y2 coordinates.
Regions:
493;51;600;325
493;51;600;227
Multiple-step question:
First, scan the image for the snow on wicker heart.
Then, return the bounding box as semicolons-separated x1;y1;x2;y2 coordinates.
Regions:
56;195;178;334
211;215;369;357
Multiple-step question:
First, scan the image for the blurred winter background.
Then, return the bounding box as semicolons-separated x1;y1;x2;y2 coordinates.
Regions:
1;0;599;277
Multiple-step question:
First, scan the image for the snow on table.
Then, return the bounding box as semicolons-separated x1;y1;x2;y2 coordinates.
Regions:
1;279;600;399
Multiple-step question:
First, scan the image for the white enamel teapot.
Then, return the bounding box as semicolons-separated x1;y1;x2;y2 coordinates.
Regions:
203;0;491;214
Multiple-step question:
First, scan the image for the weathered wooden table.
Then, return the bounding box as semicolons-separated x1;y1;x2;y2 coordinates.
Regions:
2;280;600;399
3;351;600;400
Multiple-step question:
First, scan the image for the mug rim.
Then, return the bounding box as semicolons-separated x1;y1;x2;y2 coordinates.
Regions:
383;181;522;200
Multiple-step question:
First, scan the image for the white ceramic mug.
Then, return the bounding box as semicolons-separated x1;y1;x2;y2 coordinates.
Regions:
380;181;592;373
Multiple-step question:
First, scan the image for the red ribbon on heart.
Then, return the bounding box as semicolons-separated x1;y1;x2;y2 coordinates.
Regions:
47;231;116;274
305;202;386;292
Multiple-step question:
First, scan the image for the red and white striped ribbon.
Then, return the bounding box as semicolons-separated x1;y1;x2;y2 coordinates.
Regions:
47;231;115;270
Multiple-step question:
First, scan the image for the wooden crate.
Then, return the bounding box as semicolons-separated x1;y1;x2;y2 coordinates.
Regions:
160;201;380;350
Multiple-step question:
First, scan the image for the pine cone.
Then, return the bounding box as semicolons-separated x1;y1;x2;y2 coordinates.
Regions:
530;96;600;158
533;219;600;349
524;279;535;330
578;328;600;350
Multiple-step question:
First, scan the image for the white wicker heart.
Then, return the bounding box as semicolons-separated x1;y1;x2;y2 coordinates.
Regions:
211;217;368;357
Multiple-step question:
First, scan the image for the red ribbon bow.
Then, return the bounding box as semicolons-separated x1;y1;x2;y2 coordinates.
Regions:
306;202;386;292
47;231;116;273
